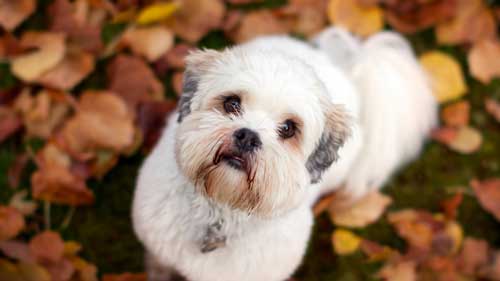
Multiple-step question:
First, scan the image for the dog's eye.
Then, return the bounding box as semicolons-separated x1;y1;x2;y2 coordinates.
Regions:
223;96;241;114
279;120;296;139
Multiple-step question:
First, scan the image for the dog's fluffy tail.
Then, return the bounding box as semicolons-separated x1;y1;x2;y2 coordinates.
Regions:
314;27;438;198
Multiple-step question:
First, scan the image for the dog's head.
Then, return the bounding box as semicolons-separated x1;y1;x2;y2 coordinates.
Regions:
174;47;351;217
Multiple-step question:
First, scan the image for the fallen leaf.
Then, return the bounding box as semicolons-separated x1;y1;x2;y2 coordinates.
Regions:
0;0;36;31
440;192;463;219
11;32;67;83
443;220;463;254
313;192;336;217
485;98;500;122
419;51;468;103
457;237;489;275
31;162;94;206
122;26;174;62
360;239;399;262
45;257;75;281
0;33;23;59
107;55;164;110
471;178;500;221
0;240;35;263
136;2;179;25
136;100;177;150
29;231;65;264
331;229;361;255
63;241;82;257
468;39;500;84
164;44;193;69
436;0;496;45
277;0;328;37
48;0;104;54
168;0;226;43
0;106;22;143
229;10;288;43
0;259;23;281
7;153;29;189
387;210;435;250
37;50;95;90
71;257;98;281
58;91;135;160
447;126;482;154
9;190;38;216
327;0;383;37
171;71;184;97
383;0;456;34
378;261;417;281
441;100;470;128
0;206;25;241
478;251;500;280
431;127;457;145
329;191;392;228
17;262;52;281
102;273;147;281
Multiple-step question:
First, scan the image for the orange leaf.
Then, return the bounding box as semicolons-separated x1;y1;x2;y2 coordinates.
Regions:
0;206;25;241
327;0;383;37
471;178;500;221
441;100;470;128
468;39;500;84
0;0;36;31
29;231;65;264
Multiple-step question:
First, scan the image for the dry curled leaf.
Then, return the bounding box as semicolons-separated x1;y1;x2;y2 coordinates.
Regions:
468;39;500;84
102;272;147;281
169;0;226;43
436;0;496;45
384;0;456;34
387;210;435;250
471;178;500;221
332;229;361;255
122;26;174;62
230;10;288;43
378;261;417;281
485;98;500;123
329;191;392;228
360;240;399;262
29;231;65;264
137;100;177;150
327;0;383;37
0;0;36;31
441;100;470;128
419;51;467;103
107;55;164;110
0;206;25;241
11;32;66;83
38;50;95;91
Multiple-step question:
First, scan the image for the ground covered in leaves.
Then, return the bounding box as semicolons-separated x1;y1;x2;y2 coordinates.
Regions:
1;0;500;280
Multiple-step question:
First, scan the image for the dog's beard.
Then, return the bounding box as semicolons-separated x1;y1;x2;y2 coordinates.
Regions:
175;112;309;217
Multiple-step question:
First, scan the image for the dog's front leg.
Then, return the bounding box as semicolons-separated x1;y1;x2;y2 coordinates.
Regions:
145;251;186;281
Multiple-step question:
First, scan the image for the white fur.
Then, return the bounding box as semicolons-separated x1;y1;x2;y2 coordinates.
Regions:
132;27;437;281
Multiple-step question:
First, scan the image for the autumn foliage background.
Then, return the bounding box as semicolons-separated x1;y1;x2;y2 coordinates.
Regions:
0;0;500;280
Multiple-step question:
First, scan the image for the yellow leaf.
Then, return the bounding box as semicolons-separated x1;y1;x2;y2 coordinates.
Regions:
419;51;468;103
64;241;83;256
332;229;361;255
136;2;179;25
448;126;482;154
445;221;463;254
327;0;383;37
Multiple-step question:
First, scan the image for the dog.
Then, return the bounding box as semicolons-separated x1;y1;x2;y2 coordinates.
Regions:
132;27;437;281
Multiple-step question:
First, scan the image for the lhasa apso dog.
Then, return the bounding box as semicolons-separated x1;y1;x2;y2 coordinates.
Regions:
132;27;437;281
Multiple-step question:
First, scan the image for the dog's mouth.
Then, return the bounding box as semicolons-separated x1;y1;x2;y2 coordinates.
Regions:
221;154;245;170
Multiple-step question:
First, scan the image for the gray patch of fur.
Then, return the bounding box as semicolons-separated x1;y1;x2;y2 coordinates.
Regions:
177;70;198;123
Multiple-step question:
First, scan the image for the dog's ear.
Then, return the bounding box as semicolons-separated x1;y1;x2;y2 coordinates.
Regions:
178;49;221;122
306;105;351;184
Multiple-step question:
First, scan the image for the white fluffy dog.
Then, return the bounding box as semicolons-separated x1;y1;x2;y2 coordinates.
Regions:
132;27;437;281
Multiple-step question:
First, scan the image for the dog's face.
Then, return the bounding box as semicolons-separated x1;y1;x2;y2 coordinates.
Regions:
174;47;350;217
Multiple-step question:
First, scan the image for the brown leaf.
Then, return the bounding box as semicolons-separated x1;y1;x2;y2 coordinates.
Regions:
169;0;226;43
327;0;383;37
329;191;392;228
172;71;184;97
71;257;98;281
387;210;437;250
0;33;24;59
164;44;193;69
0;240;35;263
440;192;463;220
136;100;177;150
468;39;500;84
313;192;336;217
48;0;104;54
384;0;456;34
31;162;94;206
378;261;417;281
277;0;328;37
0;206;25;241
11;32;66;83
230;10;288;43
360;240;399;262
29;231;65;264
15;89;71;139
107;55;164;110
0;0;36;31
0;106;22;144
45;257;75;281
122;26;174;62
436;0;496;45
441;100;470;128
102;273;147;281
479;251;500;280
58;91;135;160
37;50;95;91
16;262;52;281
432;126;482;154
7;153;29;189
485;98;500;123
457;237;489;275
471;178;500;221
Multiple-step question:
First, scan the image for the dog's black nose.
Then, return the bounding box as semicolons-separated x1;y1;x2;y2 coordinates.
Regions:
233;128;262;153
